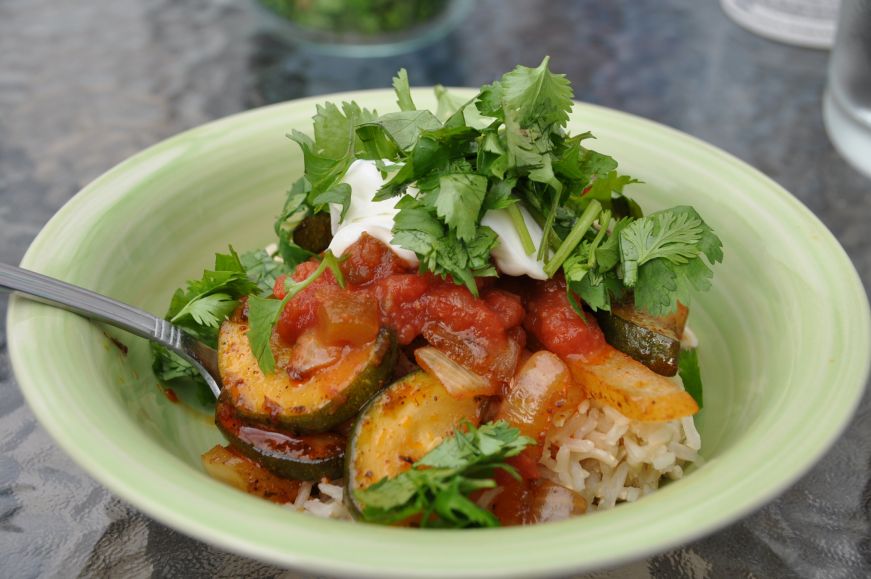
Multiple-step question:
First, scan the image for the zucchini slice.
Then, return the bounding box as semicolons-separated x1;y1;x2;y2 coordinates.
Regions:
201;445;302;504
215;398;345;481
595;303;688;376
293;212;332;253
219;319;397;432
345;372;481;516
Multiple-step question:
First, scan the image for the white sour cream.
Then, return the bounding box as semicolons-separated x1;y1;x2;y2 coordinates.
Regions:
328;161;419;265
328;160;547;279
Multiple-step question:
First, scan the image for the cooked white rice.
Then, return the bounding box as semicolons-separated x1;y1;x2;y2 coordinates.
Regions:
539;398;701;511
287;480;352;520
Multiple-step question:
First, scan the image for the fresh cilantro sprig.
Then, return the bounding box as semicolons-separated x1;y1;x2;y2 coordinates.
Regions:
246;250;345;374
151;247;277;399
239;248;292;296
354;421;534;528
277;58;722;315
563;206;723;316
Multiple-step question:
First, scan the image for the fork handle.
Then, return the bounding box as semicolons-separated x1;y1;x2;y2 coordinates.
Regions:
0;262;220;398
1;262;169;340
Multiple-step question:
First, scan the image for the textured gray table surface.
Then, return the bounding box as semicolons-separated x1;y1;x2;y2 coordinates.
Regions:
1;1;869;577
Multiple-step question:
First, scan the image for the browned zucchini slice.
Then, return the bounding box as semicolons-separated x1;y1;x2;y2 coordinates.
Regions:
345;372;481;517
219;319;397;432
595;302;688;376
215;398;344;481
201;445;302;504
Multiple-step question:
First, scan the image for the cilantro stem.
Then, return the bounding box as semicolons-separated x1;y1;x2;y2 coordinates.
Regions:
248;250;344;374
506;203;536;256
543;200;602;278
524;202;562;252
282;250;344;300
536;192;561;262
586;210;611;270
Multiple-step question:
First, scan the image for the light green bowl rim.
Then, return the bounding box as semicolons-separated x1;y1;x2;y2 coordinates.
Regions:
8;89;871;577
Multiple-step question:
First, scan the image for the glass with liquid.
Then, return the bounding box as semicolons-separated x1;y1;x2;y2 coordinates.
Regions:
823;0;871;178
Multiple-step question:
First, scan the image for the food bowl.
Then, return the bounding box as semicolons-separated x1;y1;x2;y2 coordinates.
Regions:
7;89;870;577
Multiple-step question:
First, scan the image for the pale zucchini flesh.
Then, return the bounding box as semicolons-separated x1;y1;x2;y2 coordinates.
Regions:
345;372;481;515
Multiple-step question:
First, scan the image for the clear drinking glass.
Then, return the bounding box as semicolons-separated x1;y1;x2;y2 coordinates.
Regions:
823;0;871;178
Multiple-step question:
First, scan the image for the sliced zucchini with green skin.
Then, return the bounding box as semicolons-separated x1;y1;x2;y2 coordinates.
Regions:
215;397;345;481
219;319;397;432
595;302;688;377
345;371;481;517
293;212;332;253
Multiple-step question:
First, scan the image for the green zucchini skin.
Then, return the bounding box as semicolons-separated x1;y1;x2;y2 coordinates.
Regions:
595;304;686;376
293;213;332;253
216;397;345;481
344;372;481;518
221;323;398;433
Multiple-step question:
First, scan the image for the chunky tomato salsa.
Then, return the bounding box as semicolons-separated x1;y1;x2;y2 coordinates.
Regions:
273;233;606;386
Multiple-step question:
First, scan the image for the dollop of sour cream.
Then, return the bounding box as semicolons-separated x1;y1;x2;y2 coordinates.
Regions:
328;160;547;280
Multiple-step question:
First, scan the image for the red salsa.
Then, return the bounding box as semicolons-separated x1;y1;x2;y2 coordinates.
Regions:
274;233;604;384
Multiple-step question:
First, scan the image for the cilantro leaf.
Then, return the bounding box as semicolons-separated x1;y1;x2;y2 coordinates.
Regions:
477;130;509;179
311;103;355;160
475;81;504;119
434;84;461;120
151;248;261;398
274;177;316;267
433;174;487;242
625;207;722;315
246;251;345;374
370;110;442;151
500;56;574;132
312;182;352;222
354;421;534;528
150;343;201;382
552;133;618;184
167;249;259;331
289;130;351;195
393;68;416;111
434;85;496;131
482;178;518;211
172;293;237;328
245;295;284;375
678;348;704;409
291;101;377;205
392;197;497;296
355;123;401;161
594;217;630;272
503;106;549;168
620;207;705;287
240;249;291;296
583;171;640;208
633;258;679;315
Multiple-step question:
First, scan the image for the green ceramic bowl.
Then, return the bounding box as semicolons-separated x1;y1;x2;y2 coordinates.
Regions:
8;89;870;577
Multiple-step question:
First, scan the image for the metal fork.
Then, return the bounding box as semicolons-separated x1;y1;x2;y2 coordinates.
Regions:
1;263;221;398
